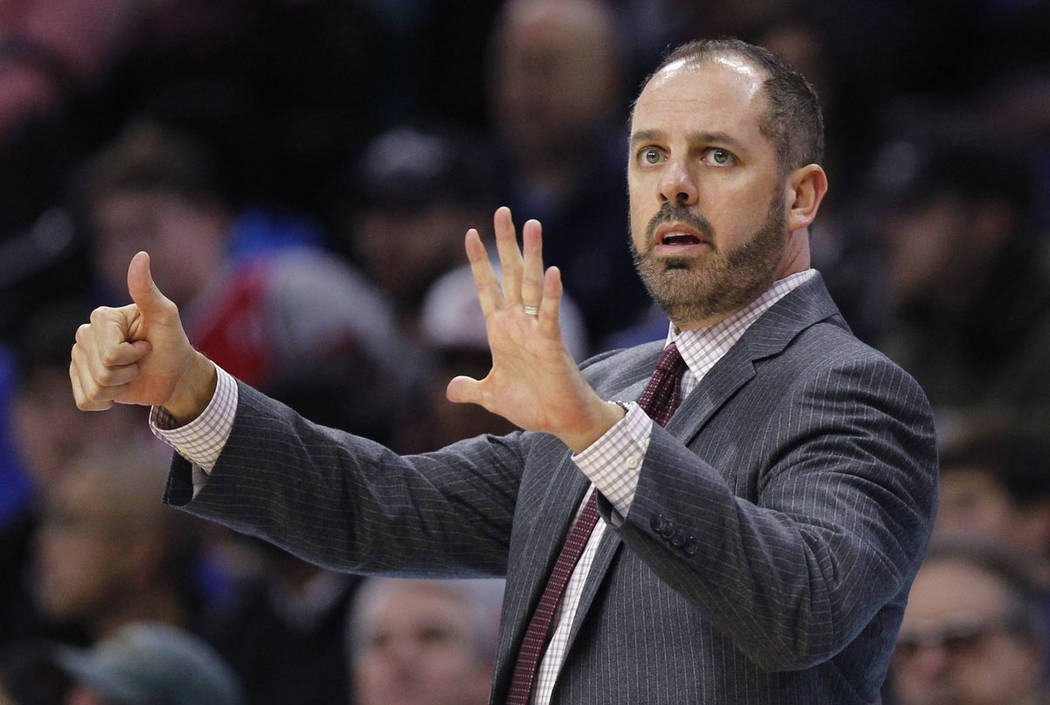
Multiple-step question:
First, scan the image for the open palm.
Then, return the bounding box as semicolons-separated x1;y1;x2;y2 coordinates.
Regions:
446;208;618;451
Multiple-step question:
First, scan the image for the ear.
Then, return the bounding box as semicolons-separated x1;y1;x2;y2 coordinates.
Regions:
1012;500;1050;558
785;164;828;232
971;199;1015;259
125;532;166;586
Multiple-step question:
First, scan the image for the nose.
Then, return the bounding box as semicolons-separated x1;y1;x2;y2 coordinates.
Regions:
658;158;698;205
898;642;952;679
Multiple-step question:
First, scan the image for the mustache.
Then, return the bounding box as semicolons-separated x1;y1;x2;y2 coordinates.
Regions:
645;202;716;248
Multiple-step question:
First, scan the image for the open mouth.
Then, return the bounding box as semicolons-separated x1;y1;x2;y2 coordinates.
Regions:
660;231;702;246
654;222;709;250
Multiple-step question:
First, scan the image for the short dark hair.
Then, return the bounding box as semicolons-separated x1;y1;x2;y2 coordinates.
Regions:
641;38;824;175
940;426;1050;507
79;119;222;212
922;538;1047;646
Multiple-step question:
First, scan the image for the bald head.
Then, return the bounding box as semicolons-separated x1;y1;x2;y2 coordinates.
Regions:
640;38;824;175
491;0;623;160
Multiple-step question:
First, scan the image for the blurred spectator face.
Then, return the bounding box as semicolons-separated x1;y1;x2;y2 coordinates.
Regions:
12;365;139;488
934;466;1016;542
756;23;832;120
422;348;517;446
934;465;1050;587
31;447;175;630
892;557;1044;705
90;189;227;305
33;466;140;622
352;583;493;705
348;126;494;316
492;0;620;162
352;204;480;306
0;63;62;140
0;0;136;142
883;194;971;307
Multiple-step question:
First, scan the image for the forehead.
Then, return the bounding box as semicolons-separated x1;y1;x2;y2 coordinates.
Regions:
632;56;769;146
904;559;1009;623
940;467;1010;499
361;584;469;629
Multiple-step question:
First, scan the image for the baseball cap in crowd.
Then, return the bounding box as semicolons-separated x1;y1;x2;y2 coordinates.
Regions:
51;622;244;705
354;125;496;210
420;261;589;361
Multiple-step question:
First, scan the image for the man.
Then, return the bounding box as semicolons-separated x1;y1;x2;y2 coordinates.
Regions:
338;124;499;340
1;300;144;649
934;424;1050;588
80;119;407;393
488;0;650;347
70;39;937;704
874;135;1050;418
32;442;201;641
890;541;1050;705
348;578;504;705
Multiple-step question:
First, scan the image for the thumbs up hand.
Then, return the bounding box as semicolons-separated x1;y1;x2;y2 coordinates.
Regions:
70;252;216;423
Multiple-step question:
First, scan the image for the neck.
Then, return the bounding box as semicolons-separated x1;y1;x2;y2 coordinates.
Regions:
92;587;186;639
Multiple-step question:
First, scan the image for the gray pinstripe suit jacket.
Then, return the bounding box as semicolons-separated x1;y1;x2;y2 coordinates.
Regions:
166;273;937;704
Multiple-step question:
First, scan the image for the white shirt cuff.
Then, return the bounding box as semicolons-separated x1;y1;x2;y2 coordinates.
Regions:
149;363;238;474
572;402;653;519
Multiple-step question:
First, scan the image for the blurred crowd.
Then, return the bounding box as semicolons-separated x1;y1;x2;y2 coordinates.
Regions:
0;0;1047;703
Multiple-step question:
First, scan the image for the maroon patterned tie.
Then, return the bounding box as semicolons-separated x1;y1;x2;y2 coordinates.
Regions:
505;343;688;704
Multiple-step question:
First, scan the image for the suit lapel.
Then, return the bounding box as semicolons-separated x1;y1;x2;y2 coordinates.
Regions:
667;353;755;444
498;274;846;694
557;273;845;657
670;272;844;445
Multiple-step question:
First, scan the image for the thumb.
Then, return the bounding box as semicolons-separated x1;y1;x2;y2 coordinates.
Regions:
126;251;170;314
446;375;483;406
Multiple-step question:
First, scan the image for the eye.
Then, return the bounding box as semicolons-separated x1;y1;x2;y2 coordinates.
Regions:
703;148;734;166
639;147;664;165
366;631;390;652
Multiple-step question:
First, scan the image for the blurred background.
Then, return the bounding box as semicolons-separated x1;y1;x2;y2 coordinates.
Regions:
0;1;1047;704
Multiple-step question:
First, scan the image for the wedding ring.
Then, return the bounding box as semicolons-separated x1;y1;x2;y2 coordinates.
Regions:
522;304;540;316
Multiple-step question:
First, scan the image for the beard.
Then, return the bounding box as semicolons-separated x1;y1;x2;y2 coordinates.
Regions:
630;194;788;327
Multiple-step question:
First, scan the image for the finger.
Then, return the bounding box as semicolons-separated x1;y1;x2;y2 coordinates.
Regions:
493;206;524;307
85;307;144;365
78;319;148;384
445;374;485;407
520;219;544;309
75;320;148;393
127;251;173;317
69;360;112;411
70;346;124;410
537;266;563;338
464;228;504;317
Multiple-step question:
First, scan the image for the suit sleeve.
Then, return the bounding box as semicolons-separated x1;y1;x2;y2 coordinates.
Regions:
164;381;524;578
607;352;938;671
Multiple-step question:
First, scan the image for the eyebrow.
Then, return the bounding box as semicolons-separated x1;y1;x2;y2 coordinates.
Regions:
630;129;746;152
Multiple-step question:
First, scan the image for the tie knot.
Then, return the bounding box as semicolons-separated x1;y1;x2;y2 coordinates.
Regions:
637;342;689;427
655;342;686;374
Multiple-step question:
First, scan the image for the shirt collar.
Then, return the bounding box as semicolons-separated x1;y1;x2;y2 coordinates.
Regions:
666;269;816;383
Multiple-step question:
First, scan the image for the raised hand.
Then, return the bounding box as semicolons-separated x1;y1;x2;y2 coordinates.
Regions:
70;251;215;423
445;207;622;452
